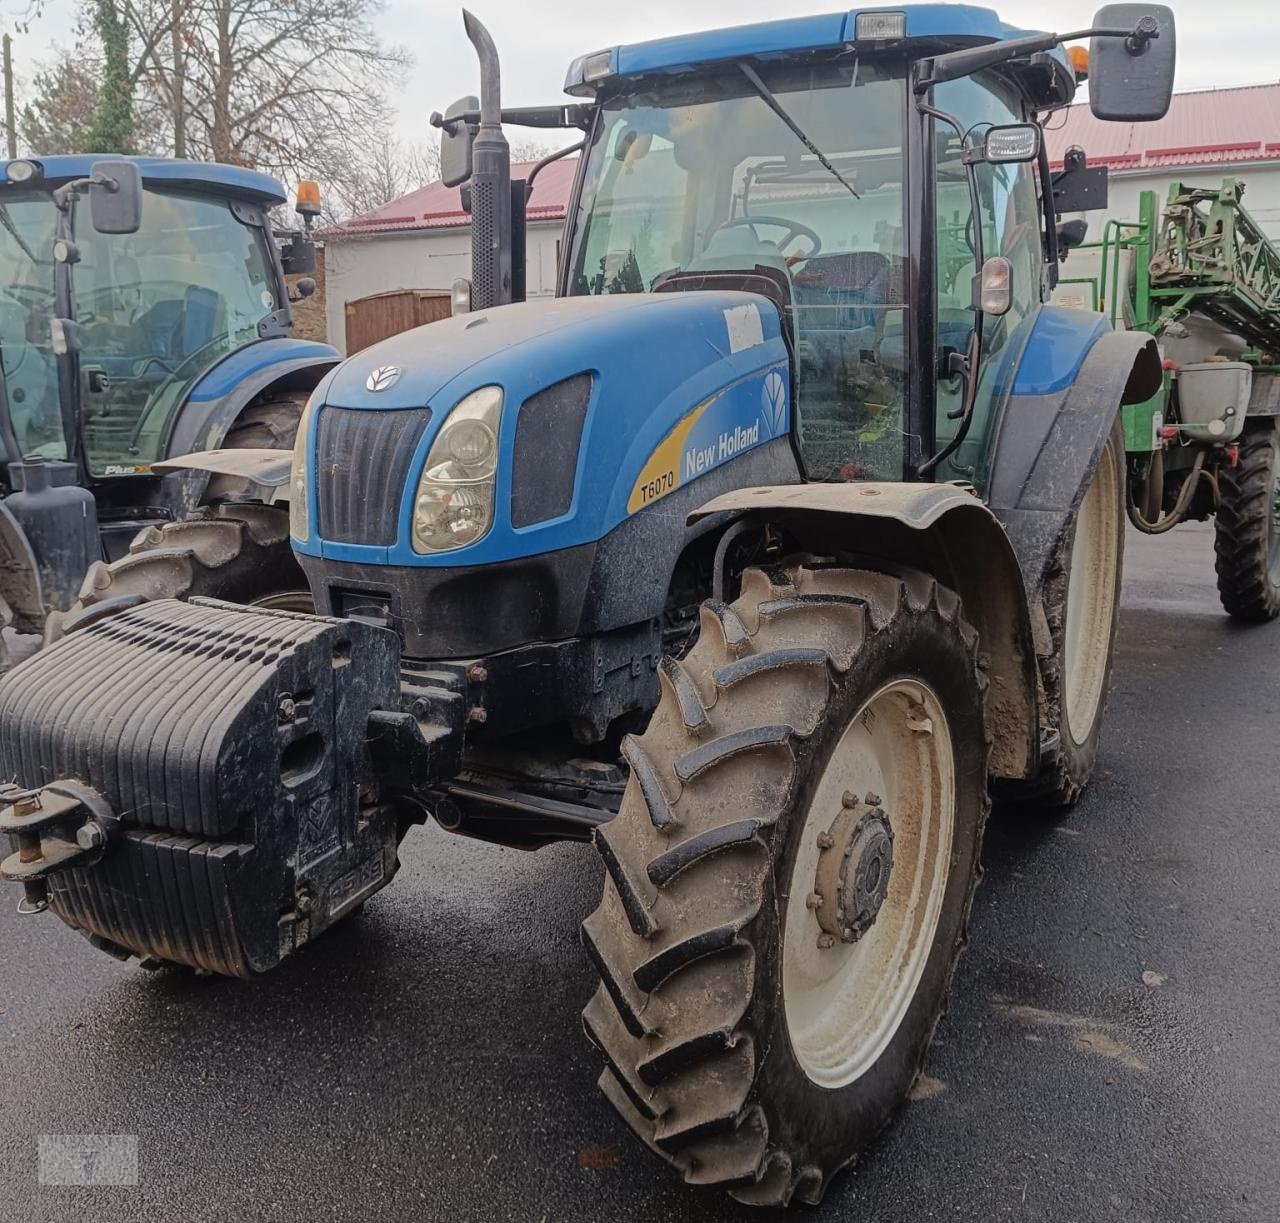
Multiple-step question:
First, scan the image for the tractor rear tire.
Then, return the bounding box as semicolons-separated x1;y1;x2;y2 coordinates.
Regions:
1215;419;1280;621
581;563;989;1207
45;392;312;643
1012;417;1125;810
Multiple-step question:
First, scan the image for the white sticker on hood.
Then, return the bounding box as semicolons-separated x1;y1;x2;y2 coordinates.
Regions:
724;303;764;354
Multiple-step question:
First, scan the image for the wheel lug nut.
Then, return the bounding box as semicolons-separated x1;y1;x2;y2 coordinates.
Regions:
841;790;859;808
817;933;836;950
864;792;881;807
805;891;823;910
816;831;835;850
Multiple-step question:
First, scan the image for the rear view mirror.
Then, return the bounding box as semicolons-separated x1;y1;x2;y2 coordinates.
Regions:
981;124;1041;164
1089;4;1176;121
88;160;142;235
279;231;316;276
437;95;480;188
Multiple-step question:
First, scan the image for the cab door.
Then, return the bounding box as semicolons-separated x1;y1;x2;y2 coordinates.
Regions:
929;74;1045;487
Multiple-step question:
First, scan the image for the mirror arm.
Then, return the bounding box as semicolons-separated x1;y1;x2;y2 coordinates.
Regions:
432;104;593;133
917;23;1153;91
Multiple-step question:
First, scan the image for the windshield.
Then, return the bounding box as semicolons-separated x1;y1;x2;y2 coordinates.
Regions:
76;188;279;475
567;61;909;479
0;192;63;458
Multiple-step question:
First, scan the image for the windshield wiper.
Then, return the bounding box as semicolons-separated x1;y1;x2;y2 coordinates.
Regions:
738;62;860;200
0;203;41;264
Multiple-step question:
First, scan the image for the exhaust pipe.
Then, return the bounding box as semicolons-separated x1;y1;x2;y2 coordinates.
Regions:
462;10;513;310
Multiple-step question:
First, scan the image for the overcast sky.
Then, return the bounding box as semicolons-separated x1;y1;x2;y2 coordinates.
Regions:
11;0;1280;147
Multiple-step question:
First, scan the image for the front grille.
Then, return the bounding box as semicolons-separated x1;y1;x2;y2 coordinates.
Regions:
315;405;429;545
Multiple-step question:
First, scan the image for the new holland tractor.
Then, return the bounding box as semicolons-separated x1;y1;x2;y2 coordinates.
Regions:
0;6;1176;1207
0;156;337;658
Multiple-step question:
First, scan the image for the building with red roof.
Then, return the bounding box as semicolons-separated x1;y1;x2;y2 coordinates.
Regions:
322;156;577;352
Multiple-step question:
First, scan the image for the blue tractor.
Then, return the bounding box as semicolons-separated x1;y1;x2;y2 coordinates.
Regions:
0;155;338;652
0;6;1175;1205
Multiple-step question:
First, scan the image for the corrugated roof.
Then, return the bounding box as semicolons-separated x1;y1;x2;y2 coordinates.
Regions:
325;155;578;237
1045;82;1280;172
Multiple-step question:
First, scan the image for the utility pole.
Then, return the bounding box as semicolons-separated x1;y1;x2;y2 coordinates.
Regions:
170;0;185;157
3;34;15;160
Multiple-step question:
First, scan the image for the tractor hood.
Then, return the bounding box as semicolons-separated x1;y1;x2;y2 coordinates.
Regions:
296;291;793;567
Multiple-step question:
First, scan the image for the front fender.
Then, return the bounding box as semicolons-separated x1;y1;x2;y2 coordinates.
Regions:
988;327;1161;597
689;482;1039;781
159;340;338;516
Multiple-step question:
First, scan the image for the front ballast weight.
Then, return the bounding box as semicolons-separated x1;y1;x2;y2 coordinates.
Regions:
0;598;446;974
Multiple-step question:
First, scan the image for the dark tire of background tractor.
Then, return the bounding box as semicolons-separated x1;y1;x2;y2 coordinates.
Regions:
1215;420;1280;622
45;391;313;643
45;503;312;642
204;392;307;502
1004;418;1125;811
581;563;989;1207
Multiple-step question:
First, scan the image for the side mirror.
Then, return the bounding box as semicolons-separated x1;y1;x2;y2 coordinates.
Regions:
279;231;316;276
1089;4;1176;121
437;94;480;188
88;160;142;235
1057;218;1090;255
980;123;1041;164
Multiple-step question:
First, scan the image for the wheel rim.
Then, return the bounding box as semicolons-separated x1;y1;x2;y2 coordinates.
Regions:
1267;447;1280;586
251;591;315;614
1062;439;1120;742
782;678;955;1089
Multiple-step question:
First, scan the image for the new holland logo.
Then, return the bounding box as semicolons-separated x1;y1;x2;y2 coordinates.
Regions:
366;365;401;392
761;370;787;435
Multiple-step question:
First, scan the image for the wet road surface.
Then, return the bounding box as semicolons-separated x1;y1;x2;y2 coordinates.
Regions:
2;523;1278;1221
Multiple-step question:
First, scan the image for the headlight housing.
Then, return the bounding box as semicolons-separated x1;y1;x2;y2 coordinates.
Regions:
411;385;503;554
288;390;320;542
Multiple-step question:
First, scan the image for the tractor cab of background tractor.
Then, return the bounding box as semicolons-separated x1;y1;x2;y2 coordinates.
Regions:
0;155;335;636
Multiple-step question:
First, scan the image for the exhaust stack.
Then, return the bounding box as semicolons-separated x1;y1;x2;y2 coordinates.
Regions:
462;10;513;310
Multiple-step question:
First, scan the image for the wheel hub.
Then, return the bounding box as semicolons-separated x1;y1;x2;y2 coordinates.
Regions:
812;794;895;947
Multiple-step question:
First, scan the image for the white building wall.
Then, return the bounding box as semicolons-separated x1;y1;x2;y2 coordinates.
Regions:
323;220;565;354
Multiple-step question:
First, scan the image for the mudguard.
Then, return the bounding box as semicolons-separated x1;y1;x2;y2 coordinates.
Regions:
159;340;338;517
987;328;1161;598
689;482;1039;781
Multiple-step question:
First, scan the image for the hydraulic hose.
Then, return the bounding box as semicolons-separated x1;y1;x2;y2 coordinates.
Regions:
1126;447;1207;534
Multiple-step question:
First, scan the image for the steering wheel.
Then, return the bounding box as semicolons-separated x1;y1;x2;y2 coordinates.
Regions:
711;215;823;262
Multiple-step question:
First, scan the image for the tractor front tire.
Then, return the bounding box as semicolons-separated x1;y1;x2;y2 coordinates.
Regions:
582;563;989;1207
1215;419;1280;621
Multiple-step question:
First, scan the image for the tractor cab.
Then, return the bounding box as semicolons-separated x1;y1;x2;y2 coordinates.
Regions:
0;157;317;480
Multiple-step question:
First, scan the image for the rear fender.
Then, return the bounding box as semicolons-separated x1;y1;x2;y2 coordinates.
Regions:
988;329;1161;599
690;483;1039;781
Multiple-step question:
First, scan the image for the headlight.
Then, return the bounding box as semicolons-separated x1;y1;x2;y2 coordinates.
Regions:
288;390;320;542
411;385;503;554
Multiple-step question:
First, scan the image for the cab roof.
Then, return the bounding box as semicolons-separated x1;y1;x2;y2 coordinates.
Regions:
0;155;286;206
567;5;1073;97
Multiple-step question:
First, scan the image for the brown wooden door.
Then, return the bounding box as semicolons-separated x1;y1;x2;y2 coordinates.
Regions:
344;290;451;354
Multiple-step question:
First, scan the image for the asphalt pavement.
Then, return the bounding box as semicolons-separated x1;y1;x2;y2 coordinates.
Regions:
2;522;1278;1222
